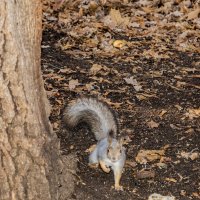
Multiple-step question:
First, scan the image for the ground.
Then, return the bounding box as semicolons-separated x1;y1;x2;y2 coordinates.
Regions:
42;1;200;199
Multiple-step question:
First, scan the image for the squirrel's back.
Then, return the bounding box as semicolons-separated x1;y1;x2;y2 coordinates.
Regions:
63;98;118;140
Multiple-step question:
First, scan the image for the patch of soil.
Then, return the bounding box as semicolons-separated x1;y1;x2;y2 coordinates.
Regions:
42;29;200;200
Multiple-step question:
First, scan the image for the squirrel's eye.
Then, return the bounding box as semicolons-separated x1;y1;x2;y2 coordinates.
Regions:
119;149;122;153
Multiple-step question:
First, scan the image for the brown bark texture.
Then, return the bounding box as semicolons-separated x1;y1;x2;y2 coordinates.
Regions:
0;1;60;199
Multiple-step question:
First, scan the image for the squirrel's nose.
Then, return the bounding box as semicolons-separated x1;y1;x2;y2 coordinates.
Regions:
112;157;117;162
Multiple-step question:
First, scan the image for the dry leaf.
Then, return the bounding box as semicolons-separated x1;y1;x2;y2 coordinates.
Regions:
52;122;59;129
159;110;167;118
192;192;200;198
103;99;122;108
70;145;74;150
68;79;79;90
135;169;155;179
85;38;99;48
187;8;200;20
136;93;157;101
136;94;147;100
126;160;137;168
149;70;163;77
185;128;194;134
136;149;165;164
170;124;181;130
109;8;130;28
90;64;103;75
113;40;127;48
165;177;177;183
147;120;159;128
174;105;183;111
123;135;132;144
88;1;98;12
124;76;142;91
59;68;75;73
189;152;199;160
142;7;154;14
156;162;167;169
85;82;95;91
53;0;65;10
185;108;200;119
143;49;169;59
148;193;175;200
178;151;199;160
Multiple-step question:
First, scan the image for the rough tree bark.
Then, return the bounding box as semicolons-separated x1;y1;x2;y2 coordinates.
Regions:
0;1;61;199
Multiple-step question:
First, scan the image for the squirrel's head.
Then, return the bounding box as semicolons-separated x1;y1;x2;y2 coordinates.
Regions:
107;131;124;162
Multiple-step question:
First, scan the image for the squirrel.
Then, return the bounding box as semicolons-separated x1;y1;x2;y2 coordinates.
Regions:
63;97;126;191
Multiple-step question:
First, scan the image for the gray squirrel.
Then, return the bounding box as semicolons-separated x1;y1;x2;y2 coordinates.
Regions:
63;97;126;190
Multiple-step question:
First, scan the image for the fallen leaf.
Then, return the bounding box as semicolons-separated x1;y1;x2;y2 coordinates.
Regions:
149;70;163;77
135;169;155;179
165;177;177;183
68;79;79;90
107;8;130;28
59;68;75;73
192;192;200;198
129;22;140;28
147;120;159;128
159;110;167;118
185;128;194;134
170;124;181;130
53;0;65;10
136;93;157;100
178;151;199;160
52;122;59;130
124;76;142;91
90;64;103;75
70;145;74;150
136;94;147;100
85;38;99;48
113;40;127;48
88;1;98;12
136;149;165;164
180;190;186;196
185;108;200;119
85;82;95;91
156;162;168;169
159;156;171;163
148;193;175;200
126;160;137;168
190;152;199;160
142;6;154;14
103;99;123;108
123;135;132;144
187;8;200;20
143;49;169;59
174;105;183;111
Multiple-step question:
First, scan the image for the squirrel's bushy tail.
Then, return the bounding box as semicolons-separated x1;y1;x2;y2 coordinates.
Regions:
63;98;117;140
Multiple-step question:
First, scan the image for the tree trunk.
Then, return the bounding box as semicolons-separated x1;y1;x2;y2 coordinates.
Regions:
0;1;60;199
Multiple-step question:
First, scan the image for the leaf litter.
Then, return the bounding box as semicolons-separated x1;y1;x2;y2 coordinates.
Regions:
42;0;200;199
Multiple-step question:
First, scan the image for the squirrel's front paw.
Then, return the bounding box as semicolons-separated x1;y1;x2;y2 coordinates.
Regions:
114;184;123;191
103;166;110;173
99;161;110;173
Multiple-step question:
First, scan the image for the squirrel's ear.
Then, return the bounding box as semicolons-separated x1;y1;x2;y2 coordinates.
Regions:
119;137;125;145
108;130;114;144
108;130;115;138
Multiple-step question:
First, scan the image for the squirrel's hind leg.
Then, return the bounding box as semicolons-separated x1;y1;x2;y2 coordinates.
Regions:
89;146;99;168
113;168;123;191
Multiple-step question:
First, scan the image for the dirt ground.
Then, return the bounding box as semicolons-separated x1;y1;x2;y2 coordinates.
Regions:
42;1;200;199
